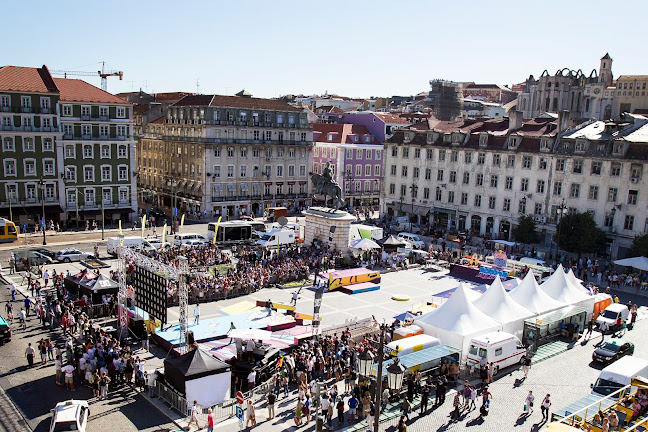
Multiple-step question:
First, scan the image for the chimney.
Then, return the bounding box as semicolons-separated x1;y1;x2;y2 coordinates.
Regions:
557;110;570;134
509;110;523;131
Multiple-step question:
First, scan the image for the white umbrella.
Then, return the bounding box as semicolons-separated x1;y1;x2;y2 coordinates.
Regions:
228;328;273;340
613;256;648;271
350;238;381;250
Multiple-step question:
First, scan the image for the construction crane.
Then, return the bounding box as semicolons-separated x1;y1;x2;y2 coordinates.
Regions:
50;62;123;91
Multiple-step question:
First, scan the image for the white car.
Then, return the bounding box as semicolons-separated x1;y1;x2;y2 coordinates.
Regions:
146;238;171;250
181;239;208;249
50;399;89;432
397;233;425;249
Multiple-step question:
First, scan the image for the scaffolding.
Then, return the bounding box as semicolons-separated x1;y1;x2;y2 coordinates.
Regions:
429;79;463;121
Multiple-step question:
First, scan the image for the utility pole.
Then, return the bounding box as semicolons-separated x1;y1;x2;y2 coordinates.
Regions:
39;177;47;245
374;325;386;432
101;197;105;240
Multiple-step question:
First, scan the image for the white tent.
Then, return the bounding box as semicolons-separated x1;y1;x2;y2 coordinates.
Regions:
472;276;534;338
614;256;648;271
541;264;591;304
566;269;583;287
509;272;565;314
414;284;500;354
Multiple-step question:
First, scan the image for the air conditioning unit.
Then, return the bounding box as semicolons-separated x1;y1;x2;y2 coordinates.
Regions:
631;177;639;183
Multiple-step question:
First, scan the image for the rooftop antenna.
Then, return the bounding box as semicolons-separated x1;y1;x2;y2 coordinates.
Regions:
196;79;200;95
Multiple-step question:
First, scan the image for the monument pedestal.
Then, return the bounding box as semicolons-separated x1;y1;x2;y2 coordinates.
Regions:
303;207;355;255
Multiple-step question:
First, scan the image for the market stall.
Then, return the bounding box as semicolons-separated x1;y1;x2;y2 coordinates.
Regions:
522;305;588;351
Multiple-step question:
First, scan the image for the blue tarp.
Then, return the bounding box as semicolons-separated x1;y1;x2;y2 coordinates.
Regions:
552;394;616;419
373;344;461;375
393;312;416;321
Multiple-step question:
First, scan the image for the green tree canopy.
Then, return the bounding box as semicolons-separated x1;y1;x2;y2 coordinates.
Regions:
557;212;608;256
512;215;539;244
627;233;648;258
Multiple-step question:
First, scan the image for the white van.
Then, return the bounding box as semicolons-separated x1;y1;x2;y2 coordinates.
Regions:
592;356;648;397
385;334;440;357
397;233;425;249
256;229;295;248
596;304;630;331
271;222;302;240
173;233;208;247
519;257;550;268
107;236;155;255
466;332;527;374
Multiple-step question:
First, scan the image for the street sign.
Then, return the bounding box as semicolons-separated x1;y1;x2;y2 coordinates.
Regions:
235;406;244;419
172;207;178;217
236;391;244;405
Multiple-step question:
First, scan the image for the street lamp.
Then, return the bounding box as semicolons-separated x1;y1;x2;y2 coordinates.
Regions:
358;349;375;378
386;357;406;392
38;177;47;245
554;198;566;261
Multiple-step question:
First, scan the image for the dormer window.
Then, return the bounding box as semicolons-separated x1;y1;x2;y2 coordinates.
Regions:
508;136;520;149
353;135;359;143
575;140;586;152
451;133;462;144
364;135;372;143
540;139;551;151
426;133;433;144
443;133;451;143
613;143;624;154
403;132;411;143
479;134;488;147
327;133;333;142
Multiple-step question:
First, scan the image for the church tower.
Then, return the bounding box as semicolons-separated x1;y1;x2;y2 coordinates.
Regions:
599;53;613;85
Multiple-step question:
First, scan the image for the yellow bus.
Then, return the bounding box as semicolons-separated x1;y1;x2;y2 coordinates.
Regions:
0;218;18;243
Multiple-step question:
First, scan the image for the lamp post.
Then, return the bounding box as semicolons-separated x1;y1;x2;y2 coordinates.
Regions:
38;177;46;245
554;198;566;261
8;187;13;223
101;194;105;241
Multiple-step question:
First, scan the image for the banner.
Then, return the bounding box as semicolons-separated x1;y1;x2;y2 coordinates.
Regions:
312;284;325;334
118;220;122;235
141;215;147;239
212;216;222;245
180;214;185;234
162;223;167;246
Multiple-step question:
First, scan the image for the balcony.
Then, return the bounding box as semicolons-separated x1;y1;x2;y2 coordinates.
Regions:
100;135;109;140
63;134;73;139
81;115;90;121
82;134;91;140
117;136;126;141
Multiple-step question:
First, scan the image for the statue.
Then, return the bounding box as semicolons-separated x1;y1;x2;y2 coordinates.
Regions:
311;162;344;209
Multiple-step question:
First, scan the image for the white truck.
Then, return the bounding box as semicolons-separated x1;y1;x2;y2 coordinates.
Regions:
591;356;648;397
106;236;155;255
466;331;528;375
349;224;384;242
256;229;295;248
596;303;630;333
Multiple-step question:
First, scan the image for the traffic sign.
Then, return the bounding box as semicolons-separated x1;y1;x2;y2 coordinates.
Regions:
236;391;244;404
235;406;244;420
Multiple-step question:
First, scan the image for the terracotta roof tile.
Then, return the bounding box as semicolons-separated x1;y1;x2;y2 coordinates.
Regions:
173;94;302;112
374;113;411;124
0;65;58;94
312;123;379;145
54;78;130;105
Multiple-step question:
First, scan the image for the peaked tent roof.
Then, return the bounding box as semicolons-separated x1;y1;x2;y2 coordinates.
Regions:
540;265;590;304
165;348;230;381
415;284;499;336
378;235;406;247
613;256;648;271
509;272;564;314
79;274;119;291
566;269;584;288
472;276;533;324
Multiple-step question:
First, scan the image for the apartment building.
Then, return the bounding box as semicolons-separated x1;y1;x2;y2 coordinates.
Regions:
138;92;312;219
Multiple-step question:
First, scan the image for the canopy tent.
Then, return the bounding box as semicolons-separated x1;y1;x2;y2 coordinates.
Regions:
378;235;406;252
508;272;565;315
613;256;648;271
393;311;417;322
414;284;500;354
473;277;521;293
164;348;231;406
63;271;119;303
540;265;595;319
472;276;534;338
349;238;381;250
566;269;583;286
433;284;482;301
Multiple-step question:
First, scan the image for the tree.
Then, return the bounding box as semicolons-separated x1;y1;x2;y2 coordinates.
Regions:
627;233;648;257
557;212;608;256
512;215;539;244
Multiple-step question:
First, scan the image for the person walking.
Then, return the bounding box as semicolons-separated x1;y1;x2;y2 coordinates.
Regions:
522;355;532;378
599;321;609;344
193;304;200;325
188;400;201;430
400;397;411;421
584;318;594;339
25;343;35;368
206;408;215;432
524;390;535;415
541;394;552;422
451;392;461;420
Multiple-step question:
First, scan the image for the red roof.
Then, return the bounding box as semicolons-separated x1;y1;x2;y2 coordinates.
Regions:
0;65;58;94
374;113;411;124
54;78;131;105
312;123;379;145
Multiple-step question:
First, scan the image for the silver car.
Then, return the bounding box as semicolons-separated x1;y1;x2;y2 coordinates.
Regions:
54;249;91;263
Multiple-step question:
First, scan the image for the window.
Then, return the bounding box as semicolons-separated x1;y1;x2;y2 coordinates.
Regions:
490;175;498;188
65;166;76;181
624;215;634;231
553;181;562;196
438;150;446;161
503;198;511;212
374;165;380;176
505;176;513;190
299;165;306;176
539;158;548;170
84;166;94;182
402;148;409;158
451;151;458;163
26;184;36;200
355;165;361;176
448;191;455;203
400;185;406;196
42;138;53;152
424;188;430;199
492;154;500;166
426;149;434;160
476;174;483;186
522;156;532;169
464;152;472;164
62;105;72;116
507;155;515;168
265;131;272;142
449;171;456;183
117;166;127;181
116;107;126;118
276;165;283;177
461;193;468;205
391;147;397;157
570;183;580;198
213;166;221;178
23;138;34;152
101;166;111;181
100;144;110;159
0;95;9;110
227;165;234;178
536;180;545;193
518;200;526;214
611;163;621;176
489;196;496;209
4;159;16;176
477;153;486;164
437;169;444;181
591;161;602;175
556;158;565;172
412;167;419;179
389;184;395;195
588;185;599;200
118;145;127;158
43;159;54;176
240;165;248;177
608;187;617;202
375;149;381;160
401;166;408;177
521;178;529;192
100;107;108;118
366;165;373;177
3;137;14;151
227;147;234;158
461;172;469;185
240;148;247;158
628;190;638;205
84;188;95;205
83;144;93;158
24;159;36;176
288;165;295;177
435;188;441;201
390;165;397;176
576;141;586;152
534;203;543;215
414;148;421;159
573;160;583;174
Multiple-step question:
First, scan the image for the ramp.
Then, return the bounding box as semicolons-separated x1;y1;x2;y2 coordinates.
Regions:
340;282;380;294
255;300;296;312
328;267;381;291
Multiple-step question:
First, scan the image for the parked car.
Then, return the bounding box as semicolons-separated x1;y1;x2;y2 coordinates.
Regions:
397;233;426;249
173;233;208;247
592;339;635;365
0;316;11;344
146;238;171;250
29;248;56;259
181;239;208;249
54;249;91;263
15;251;53;271
49;400;89;432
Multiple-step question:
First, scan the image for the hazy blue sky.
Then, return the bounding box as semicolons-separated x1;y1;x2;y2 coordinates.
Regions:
6;0;647;98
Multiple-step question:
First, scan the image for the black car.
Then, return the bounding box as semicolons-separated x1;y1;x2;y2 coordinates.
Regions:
0;316;11;344
30;248;56;259
592;339;634;364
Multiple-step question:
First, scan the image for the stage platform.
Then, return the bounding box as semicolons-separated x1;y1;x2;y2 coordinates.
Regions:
340;282;380;294
328;267;381;290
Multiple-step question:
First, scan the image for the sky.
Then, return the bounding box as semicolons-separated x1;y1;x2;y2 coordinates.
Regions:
5;0;648;99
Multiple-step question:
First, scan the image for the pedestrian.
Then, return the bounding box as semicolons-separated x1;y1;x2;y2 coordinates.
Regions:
400;397;411;421
451;392;461;420
63;362;76;390
245;399;256;428
25;343;35;368
267;389;276;420
348;393;359;422
585;318;594;339
525;390;535;414
10;283;16;301
469;386;477;411
321;393;331;427
206;408;215;432
54;355;62;386
541;394;551;422
193;303;200;325
147;370;157;398
397;415;407;432
600;321;609;343
522;354;531;378
366;402;375;432
337;395;345;425
420;383;429;414
188;400;201;430
43;269;49;287
99;371;110;399
291;290;299;306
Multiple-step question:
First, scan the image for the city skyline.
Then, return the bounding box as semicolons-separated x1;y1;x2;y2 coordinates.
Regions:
5;0;648;99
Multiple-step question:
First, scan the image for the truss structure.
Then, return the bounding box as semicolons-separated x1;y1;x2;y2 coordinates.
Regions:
117;237;188;349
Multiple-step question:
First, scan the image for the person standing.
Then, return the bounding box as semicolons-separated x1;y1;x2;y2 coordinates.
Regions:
10;283;16;301
267;389;276;420
541;394;551;422
584;318;594;339
63;362;76;390
522;355;532;378
451;392;461;420
193;304;200;325
188;400;201;430
245;399;256;428
400;397;411;421
599;321;609;343
206;408;215;432
420;383;429;414
525;390;535;415
43;269;49;287
25;343;35;368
